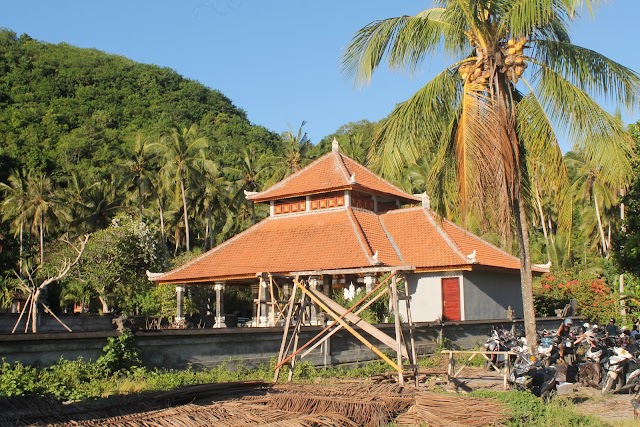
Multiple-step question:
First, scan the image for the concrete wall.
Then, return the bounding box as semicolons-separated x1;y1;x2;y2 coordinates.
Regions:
462;270;524;320
0;318;564;370
0;314;114;334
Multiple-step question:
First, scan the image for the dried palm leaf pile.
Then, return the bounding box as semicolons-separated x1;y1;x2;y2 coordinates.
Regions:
395;391;508;427
243;383;415;427
0;381;508;427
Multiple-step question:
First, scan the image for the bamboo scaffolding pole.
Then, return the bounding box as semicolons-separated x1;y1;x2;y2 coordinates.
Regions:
285;275;392;364
288;289;308;382
390;273;404;386
310;285;408;358
299;286;389;360
42;304;72;332
292;280;401;373
401;276;419;386
274;280;299;382
11;293;32;334
25;295;34;333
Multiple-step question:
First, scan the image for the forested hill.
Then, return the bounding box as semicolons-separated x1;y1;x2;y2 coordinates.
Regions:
0;29;279;180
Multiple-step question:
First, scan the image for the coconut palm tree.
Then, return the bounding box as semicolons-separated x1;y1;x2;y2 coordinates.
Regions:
342;0;639;348
160;125;213;252
121;132;160;220
0;170;30;273
268;122;312;186
22;173;69;265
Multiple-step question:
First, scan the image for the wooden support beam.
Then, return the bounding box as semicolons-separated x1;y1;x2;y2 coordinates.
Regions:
299;286;389;360
286;275;392;363
311;286;408;358
294;281;401;373
274;279;300;382
390;273;404;386
11;293;32;334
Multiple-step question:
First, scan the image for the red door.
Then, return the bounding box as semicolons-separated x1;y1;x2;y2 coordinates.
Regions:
441;277;461;321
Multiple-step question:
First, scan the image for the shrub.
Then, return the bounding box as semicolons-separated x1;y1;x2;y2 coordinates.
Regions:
534;271;618;324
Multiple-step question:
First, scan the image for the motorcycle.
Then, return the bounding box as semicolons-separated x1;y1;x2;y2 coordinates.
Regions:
579;345;608;388
537;333;560;367
508;351;558;400
602;346;636;395
484;327;510;370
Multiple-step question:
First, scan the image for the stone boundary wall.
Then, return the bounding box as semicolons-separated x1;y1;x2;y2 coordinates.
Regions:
0;318;564;369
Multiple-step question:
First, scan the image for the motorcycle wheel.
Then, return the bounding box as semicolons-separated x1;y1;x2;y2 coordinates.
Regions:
541;388;557;402
602;375;620;395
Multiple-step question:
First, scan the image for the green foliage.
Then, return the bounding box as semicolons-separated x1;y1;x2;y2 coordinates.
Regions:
0;359;39;396
96;330;141;376
534;271;618;324
331;285;390;324
614;122;640;277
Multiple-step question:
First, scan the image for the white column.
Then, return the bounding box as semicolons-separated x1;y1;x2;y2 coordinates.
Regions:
344;190;351;207
259;277;268;326
270;201;275;216
364;275;375;294
306;195;311;212
214;282;226;328
175;285;185;323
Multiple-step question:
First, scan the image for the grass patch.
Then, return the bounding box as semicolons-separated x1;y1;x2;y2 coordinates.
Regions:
472;389;610;427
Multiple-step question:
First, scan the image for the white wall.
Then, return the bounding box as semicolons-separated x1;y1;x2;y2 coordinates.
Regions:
400;272;463;323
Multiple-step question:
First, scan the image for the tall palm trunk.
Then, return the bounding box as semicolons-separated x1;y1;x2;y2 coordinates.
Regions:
534;185;551;261
138;184;144;220
39;216;44;265
19;223;23;275
180;179;190;251
594;193;607;254
515;192;537;351
157;198;165;244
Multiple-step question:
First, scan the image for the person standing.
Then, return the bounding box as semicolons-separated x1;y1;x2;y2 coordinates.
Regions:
606;318;619;338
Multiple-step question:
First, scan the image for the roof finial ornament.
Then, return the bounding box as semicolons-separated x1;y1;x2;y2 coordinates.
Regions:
422;193;431;209
371;250;380;265
466;250;477;263
332;138;339;153
348;172;356;184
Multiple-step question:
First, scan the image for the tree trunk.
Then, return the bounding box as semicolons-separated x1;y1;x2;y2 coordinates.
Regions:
594;194;607;255
31;288;41;333
208;208;214;249
515;193;538;352
99;295;110;314
534;185;551;261
19;223;23;274
39;216;44;265
138;183;144;220
180;179;190;251
158;199;165;244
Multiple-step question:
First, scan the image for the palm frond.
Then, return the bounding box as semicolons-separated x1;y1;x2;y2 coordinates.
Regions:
341;10;458;85
533;40;640;108
371;69;461;178
532;65;634;188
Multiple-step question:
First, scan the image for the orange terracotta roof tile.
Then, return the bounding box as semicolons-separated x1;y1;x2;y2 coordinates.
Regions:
247;149;420;203
154;208;406;284
381;207;529;271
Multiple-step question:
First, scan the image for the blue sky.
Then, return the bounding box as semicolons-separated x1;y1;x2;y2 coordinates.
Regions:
2;1;640;146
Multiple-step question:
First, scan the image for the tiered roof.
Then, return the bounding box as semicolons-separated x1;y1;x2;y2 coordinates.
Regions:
152;144;544;285
246;143;420;204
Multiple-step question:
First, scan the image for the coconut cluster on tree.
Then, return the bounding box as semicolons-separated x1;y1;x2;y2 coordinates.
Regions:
458;33;528;85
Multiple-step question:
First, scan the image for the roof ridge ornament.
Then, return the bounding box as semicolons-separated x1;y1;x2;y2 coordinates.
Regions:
332;138;339;153
372;250;380;265
414;192;431;209
533;260;552;270
244;190;258;197
466;249;477;263
348;172;356;184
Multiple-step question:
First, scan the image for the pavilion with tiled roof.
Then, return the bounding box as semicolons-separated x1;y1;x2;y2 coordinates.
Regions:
151;140;547;326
